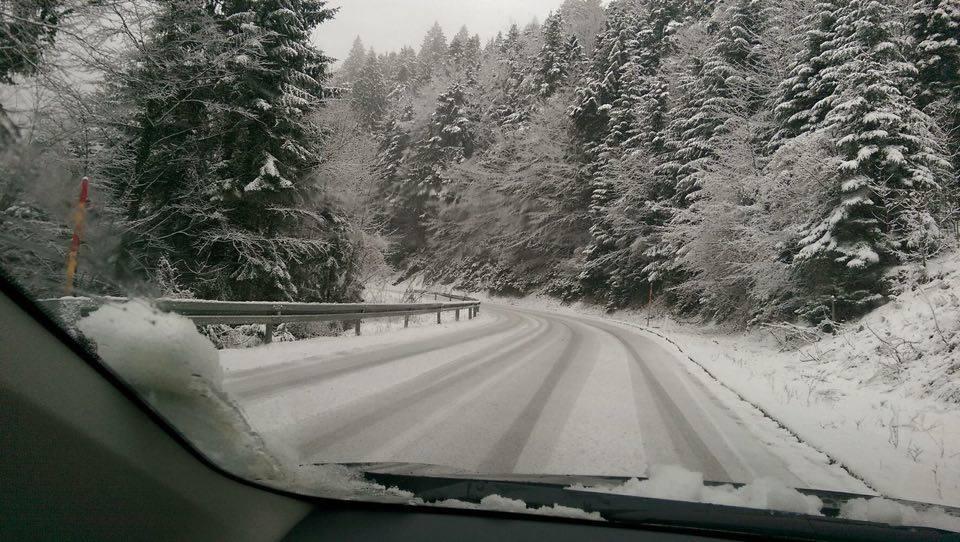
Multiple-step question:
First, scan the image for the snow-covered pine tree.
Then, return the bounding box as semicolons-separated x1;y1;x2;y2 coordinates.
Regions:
101;0;225;287
769;0;846;149
418;22;448;81
638;0;767;307
564;34;585;75
339;36;367;84
663;0;767;204
793;0;951;322
208;0;358;301
392;45;418;86
536;11;568;98
491;23;534;127
351;49;389;129
570;3;652;304
377;79;414;186
909;0;960;175
448;25;477;73
103;0;357;302
414;81;476;194
909;0;960;110
391;82;476;254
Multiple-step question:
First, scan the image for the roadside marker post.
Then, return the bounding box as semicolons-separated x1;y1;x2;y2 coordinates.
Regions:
65;177;90;296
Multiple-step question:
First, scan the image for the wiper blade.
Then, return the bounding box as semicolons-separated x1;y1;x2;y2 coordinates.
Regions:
351;463;959;541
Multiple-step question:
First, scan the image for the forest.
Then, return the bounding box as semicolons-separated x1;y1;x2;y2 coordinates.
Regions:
1;0;958;329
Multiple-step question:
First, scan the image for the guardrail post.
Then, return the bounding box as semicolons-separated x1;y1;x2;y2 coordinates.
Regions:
468;307;472;320
437;311;441;324
404;316;410;328
355;320;361;336
455;309;460;321
264;323;275;344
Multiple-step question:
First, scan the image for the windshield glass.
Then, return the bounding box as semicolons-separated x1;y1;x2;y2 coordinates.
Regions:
2;0;960;534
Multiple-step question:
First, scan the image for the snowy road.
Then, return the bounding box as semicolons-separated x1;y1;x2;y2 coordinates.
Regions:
223;303;871;492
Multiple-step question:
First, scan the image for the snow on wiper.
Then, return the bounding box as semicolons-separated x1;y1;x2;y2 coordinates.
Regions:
568;464;823;515
357;462;960;537
570;464;960;533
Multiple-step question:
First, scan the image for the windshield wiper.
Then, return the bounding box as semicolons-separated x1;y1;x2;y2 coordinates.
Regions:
348;462;959;541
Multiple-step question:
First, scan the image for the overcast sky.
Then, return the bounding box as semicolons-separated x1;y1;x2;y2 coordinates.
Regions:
315;0;569;66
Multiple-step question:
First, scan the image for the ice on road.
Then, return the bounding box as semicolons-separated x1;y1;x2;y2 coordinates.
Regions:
220;303;872;492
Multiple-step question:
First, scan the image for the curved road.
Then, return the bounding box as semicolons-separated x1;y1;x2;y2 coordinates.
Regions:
224;302;866;490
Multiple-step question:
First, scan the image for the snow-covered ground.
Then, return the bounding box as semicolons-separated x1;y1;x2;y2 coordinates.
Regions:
465;252;960;508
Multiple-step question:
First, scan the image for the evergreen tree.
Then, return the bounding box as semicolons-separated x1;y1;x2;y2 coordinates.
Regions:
390;82;476;254
448;25;477;72
909;0;960;110
536;11;569;97
339;35;367;83
103;0;224;288
351;49;389;129
663;0;767;203
394;45;419;85
491;23;534;127
770;0;845;148
419;21;448;80
909;0;960;172
570;4;651;304
794;0;950;321
104;0;357;302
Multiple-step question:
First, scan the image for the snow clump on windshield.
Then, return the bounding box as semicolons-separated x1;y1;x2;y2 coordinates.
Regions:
78;298;222;393
77;299;282;481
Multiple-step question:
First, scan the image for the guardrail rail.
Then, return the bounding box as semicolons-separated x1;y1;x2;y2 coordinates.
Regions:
40;291;481;343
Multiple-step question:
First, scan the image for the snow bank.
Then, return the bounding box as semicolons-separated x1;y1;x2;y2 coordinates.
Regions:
417;495;603;521
840;497;960;533
642;253;960;507
570;464;823;516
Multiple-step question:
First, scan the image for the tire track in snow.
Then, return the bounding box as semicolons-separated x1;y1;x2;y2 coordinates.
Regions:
475;318;586;473
227;309;523;400
295;309;565;459
503;305;733;482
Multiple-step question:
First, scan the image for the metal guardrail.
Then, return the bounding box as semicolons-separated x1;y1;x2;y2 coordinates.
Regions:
40;291;481;343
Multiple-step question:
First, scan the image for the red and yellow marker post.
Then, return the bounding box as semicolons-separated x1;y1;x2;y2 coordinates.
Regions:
65;177;90;296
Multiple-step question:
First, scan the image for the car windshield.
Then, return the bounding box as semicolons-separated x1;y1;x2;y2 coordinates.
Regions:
2;0;960;534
